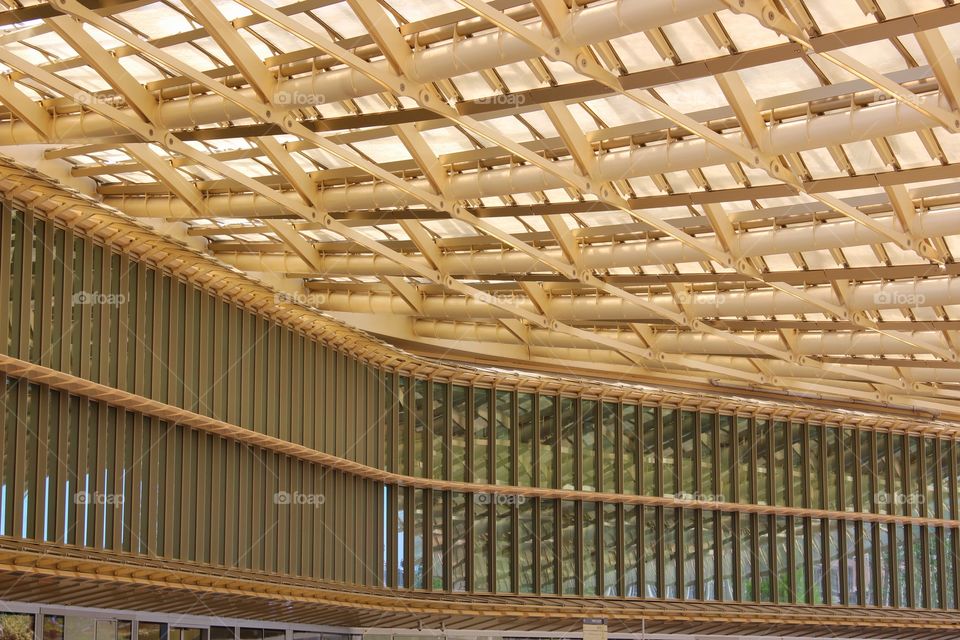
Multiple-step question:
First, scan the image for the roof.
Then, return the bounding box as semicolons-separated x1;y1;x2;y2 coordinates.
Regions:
1;0;960;415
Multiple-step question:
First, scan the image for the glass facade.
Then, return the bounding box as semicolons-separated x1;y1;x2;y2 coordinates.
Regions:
1;203;960;613
384;382;960;606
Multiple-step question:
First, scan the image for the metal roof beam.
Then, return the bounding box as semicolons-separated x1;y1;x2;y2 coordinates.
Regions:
916;27;960;112
179;0;276;102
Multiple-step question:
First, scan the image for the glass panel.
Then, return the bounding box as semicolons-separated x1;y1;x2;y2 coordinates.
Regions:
662;409;677;498
397;488;406;588
473;388;491;484
384;373;395;473
413;380;427;478
540;499;557;594
829;520;842;604
398;376;409;475
495;390;513;486
845;521;859;605
942;440;954;521
879;523;892;605
582;503;598;595
756;419;770;506
560;398;577;491
700;413;716;500
582;400;597;492
601;402;618;493
603;502;618;596
758;515;772;601
518;498;535;592
683;510;697;599
773;421;787;507
644;506;661;597
808;426;823;510
517;392;535;487
892;435;906;517
895;524;908;606
947;529;958;609
64;618;95;640
137;624;161;640
703;511;717;600
776;516;789;602
722;513;736;600
843;429;857;512
908;437;922;518
877;432;890;515
795;518;808;604
624;505;639;597
43;616;64;640
791;422;806;508
0;615;33;640
561;500;578;594
864;522;875;605
451;386;468;482
450;492;467;591
811;519;824;604
740;513;754;601
473;501;490;591
97;621;116;640
737;417;753;504
663;507;679;598
931;528;943;609
680;411;696;496
719;415;734;504
413;489;425;589
431;382;447;480
431;490;444;590
642;407;659;497
622;405;639;495
913;525;924;607
825;427;840;511
925;439;938;518
495;503;512;592
538;396;557;489
860;431;875;513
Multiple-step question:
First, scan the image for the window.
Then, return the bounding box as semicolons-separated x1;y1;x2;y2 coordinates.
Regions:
495;390;514;486
518;392;535;487
0;615;32;640
582;400;597;492
538;396;557;489
431;383;447;480
473;389;491;485
450;386;468;482
622;405;639;495
540;499;557;594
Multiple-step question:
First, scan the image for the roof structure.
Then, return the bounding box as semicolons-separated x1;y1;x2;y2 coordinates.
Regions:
2;0;960;416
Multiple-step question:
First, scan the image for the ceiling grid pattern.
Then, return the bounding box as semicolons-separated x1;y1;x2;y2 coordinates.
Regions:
0;0;959;414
